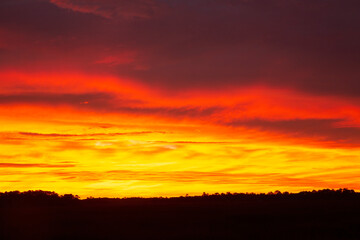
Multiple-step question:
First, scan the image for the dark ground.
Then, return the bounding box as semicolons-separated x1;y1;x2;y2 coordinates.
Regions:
1;189;360;240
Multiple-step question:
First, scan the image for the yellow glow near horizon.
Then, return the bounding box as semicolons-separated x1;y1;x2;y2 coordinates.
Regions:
1;103;360;198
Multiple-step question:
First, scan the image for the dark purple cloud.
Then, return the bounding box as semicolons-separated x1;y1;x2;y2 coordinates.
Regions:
0;0;359;96
50;0;161;19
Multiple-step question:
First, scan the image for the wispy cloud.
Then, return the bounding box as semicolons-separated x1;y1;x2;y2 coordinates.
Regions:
0;163;75;168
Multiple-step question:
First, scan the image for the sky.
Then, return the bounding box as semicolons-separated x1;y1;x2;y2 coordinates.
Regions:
1;0;360;198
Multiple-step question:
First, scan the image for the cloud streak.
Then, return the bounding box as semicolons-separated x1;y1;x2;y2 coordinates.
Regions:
0;163;75;168
0;92;114;106
224;118;360;146
50;0;161;19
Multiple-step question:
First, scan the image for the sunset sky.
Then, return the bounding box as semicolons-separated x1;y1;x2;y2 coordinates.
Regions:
1;0;360;198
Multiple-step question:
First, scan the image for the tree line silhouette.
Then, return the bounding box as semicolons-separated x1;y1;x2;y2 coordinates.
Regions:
0;190;79;206
1;188;360;239
0;188;357;205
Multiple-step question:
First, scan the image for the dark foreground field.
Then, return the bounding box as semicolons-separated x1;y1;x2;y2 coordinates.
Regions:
1;189;360;240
